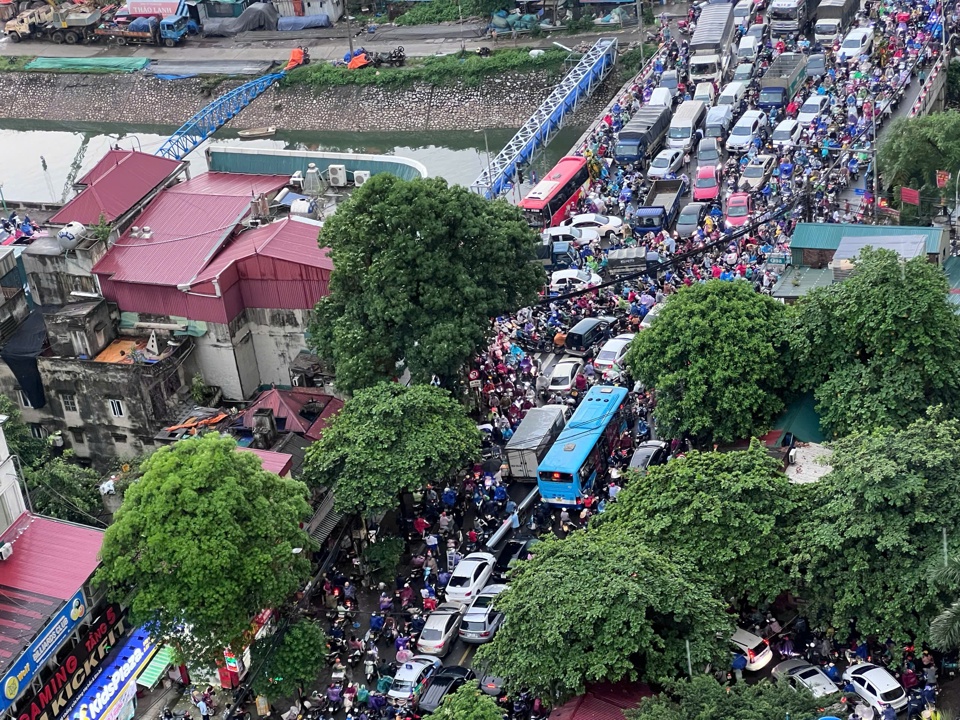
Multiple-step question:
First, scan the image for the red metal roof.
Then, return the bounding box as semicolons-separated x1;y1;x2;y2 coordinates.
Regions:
549;682;651;720
50;150;182;226
241;388;343;439
0;513;103;601
92;173;288;288
237;447;294;476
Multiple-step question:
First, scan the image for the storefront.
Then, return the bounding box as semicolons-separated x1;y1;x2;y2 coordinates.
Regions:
61;627;158;720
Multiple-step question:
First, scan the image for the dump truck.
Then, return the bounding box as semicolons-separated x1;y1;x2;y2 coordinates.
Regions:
5;1;102;43
758;53;807;112
633;179;686;236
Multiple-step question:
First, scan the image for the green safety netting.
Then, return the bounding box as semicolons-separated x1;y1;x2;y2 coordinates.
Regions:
25;57;150;73
136;646;175;689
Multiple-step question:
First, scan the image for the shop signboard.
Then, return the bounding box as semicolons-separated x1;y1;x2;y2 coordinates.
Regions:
1;592;88;713
13;605;127;720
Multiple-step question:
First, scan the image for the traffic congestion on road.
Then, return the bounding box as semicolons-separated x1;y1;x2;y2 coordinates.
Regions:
268;0;960;717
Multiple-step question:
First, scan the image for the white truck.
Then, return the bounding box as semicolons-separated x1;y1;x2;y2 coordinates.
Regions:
814;0;858;45
504;405;567;480
689;4;735;85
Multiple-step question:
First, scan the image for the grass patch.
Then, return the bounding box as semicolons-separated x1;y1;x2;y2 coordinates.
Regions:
395;0;502;25
616;44;661;79
282;47;568;89
0;56;35;72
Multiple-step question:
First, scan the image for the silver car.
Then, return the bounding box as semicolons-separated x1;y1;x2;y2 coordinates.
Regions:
647;148;685;180
772;659;840;698
459;584;507;644
416;603;466;658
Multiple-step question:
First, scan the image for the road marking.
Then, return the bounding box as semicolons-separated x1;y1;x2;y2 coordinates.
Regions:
456;644;475;667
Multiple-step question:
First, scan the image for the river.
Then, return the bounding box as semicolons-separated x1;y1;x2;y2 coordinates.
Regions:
0;120;586;204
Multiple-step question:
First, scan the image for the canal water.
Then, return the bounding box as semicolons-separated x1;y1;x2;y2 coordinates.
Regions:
0;120;586;204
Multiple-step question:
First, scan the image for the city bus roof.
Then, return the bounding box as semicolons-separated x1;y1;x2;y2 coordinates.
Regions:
537;386;629;474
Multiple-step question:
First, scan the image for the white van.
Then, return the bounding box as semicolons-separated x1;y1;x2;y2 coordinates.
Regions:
647;87;673;108
717;80;747;108
667;100;707;152
737;36;759;64
733;0;752;25
693;82;717;105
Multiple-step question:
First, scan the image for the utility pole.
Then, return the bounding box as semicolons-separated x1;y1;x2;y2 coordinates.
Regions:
345;2;354;58
636;0;645;65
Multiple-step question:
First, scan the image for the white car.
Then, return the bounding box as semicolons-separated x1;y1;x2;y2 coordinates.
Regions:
549;269;602;294
772;659;839;698
730;627;773;671
796;95;830;125
459;584;508;644
561;213;625;240
726;110;767;153
842;663;907;713
416;603;466;658
840;27;873;61
445;552;496;603
388;655;442;702
647;147;685;180
548;359;584;393
771;118;802;148
542;225;600;248
594;333;634;372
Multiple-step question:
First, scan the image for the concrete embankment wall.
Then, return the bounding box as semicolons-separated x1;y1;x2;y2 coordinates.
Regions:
0;70;617;131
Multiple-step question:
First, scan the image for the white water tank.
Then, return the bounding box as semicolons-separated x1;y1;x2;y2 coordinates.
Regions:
56;221;87;252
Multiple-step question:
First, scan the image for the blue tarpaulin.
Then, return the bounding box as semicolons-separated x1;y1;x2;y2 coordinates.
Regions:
278;13;331;29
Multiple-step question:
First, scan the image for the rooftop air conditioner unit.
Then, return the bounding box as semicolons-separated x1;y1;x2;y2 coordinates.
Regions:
354;170;371;187
0;542;12;561
290;170;304;190
328;165;347;188
129;226;141;238
141;226;153;239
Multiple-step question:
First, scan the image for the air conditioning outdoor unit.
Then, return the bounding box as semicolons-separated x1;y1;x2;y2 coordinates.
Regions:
328;165;347;187
354;170;371;186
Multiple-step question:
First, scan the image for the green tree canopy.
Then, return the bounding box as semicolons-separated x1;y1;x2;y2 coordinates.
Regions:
624;280;792;446
599;441;797;605
625;676;829;720
250;620;328;701
475;527;730;702
95;433;313;664
790;247;960;437
878;111;960;222
0;395;48;467
24;455;103;525
309;174;544;393
432;681;503;720
303;383;480;515
792;410;960;642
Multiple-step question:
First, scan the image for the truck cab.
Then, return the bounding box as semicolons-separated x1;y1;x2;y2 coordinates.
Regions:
4;5;52;41
768;0;806;36
159;12;189;44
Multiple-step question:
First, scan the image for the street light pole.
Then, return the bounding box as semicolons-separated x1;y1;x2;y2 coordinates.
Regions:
636;0;645;65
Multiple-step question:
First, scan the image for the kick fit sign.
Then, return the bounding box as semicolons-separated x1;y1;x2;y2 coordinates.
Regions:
14;606;127;720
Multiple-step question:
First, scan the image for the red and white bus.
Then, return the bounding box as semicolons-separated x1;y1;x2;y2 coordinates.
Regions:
518;156;590;229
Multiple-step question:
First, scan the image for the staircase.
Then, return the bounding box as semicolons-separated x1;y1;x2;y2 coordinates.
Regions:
307;491;341;545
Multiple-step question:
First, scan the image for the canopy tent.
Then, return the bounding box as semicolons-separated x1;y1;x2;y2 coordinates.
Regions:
136;646;175;689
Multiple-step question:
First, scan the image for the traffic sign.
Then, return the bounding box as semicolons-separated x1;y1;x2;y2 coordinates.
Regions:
854;188;866;196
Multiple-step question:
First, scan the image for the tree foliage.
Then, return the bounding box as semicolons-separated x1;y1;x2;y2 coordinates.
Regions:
96;434;313;664
790;247;960;437
600;441;797;605
476;526;730;702
878;111;960;220
624;281;792;446
432;681;503;720
930;555;960;651
24;455;103;525
0;395;48;467
792;410;960;642
250;620;328;701
303;383;481;515
625;675;829;720
309;174;544;393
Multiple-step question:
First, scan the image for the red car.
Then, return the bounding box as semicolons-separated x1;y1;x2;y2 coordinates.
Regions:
693;165;722;202
725;192;753;229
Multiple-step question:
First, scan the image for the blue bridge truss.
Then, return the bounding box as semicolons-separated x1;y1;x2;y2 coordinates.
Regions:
471;37;618;199
155;71;287;161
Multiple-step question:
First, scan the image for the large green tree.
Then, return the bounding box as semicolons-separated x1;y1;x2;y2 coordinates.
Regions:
625;280;792;446
250;620;328;701
302;383;480;515
476;527;730;701
309;174;544;393
625;676;829;720
432;681;503;720
790;247;960;437
96;433;313;664
792;410;960;642
600;441;797;605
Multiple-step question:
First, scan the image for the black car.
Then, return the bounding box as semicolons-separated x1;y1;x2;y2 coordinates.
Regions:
418;666;476;713
494;537;540;578
628;440;670;472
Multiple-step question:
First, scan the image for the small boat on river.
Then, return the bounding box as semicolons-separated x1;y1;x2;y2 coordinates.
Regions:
237;126;277;138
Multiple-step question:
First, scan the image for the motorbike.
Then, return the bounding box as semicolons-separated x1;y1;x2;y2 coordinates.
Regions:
161;709;191;720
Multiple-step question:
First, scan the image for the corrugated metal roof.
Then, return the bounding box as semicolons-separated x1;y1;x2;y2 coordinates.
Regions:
0;513;103;600
206;146;428;181
790;222;946;255
241;388;342;437
51;150;183;226
92;173;288;288
237;447;293;475
772;266;836;299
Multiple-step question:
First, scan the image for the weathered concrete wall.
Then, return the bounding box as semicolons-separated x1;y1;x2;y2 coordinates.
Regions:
0;69;617;131
246;307;312;388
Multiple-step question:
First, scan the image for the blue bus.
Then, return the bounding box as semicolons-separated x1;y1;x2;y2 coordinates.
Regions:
537;385;629;506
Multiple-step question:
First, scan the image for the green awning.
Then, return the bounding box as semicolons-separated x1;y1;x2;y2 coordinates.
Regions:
137;646;175;689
